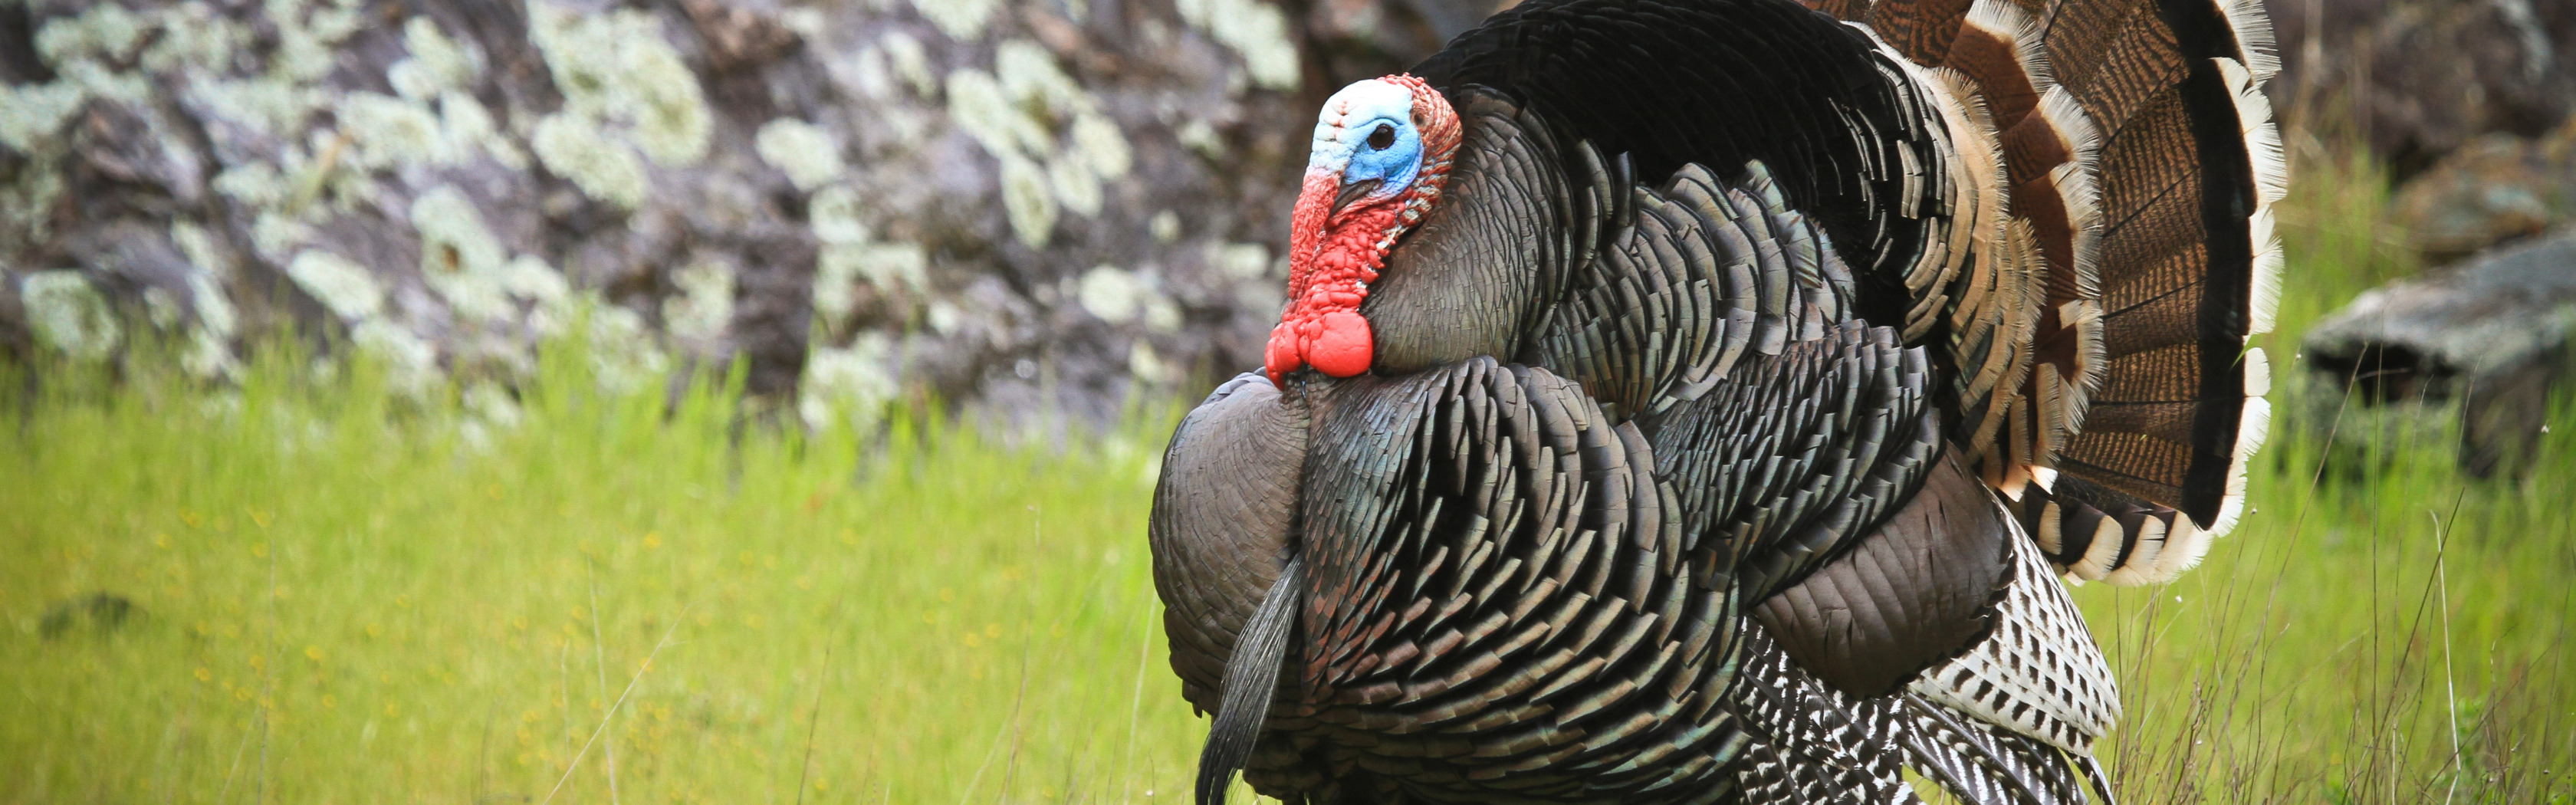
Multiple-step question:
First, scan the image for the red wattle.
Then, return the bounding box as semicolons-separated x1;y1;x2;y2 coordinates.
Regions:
1264;320;1300;383
1308;310;1373;377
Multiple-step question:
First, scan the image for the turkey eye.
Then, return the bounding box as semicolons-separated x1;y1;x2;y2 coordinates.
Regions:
1367;123;1396;150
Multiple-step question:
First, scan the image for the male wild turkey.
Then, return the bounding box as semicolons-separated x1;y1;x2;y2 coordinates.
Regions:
1150;0;2282;800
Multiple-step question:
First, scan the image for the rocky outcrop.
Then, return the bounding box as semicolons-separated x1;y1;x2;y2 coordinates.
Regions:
0;0;1497;429
2269;0;2576;178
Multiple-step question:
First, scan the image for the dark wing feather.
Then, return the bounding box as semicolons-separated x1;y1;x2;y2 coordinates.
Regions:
1150;373;1309;714
1752;450;2012;697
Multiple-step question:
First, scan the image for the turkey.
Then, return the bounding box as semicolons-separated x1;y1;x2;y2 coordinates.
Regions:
1149;0;2282;801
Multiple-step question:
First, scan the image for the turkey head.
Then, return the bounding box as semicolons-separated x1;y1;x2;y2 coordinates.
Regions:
1266;76;1462;383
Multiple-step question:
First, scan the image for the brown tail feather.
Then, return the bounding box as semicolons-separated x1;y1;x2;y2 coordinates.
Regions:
1827;0;2282;583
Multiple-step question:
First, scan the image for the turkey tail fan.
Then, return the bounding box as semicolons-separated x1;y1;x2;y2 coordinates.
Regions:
1822;0;2283;583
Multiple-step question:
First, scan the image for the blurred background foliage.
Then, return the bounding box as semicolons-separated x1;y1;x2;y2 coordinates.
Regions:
2;0;2574;802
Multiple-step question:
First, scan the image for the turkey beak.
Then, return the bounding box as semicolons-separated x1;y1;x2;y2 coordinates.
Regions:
1329;178;1383;218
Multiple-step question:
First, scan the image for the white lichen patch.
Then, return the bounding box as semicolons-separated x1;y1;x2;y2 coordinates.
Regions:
340;92;450;168
143;3;248;74
501;255;570;306
265;0;369;84
351;319;439;393
996;40;1089;120
464;382;523;428
182;267;240;378
185;327;238;379
286;130;381;215
799;332;899;431
1048;155;1102;217
812;264;857;326
836;46;893;101
171;219;243;375
439;90;525;169
581;300;670;393
458;381;523;449
215;162;289;208
1078;264;1178;329
1129;339;1178;383
1212;242;1273;281
145;287;184;329
926;299;961;334
1073;264;1184;332
664;259;735;344
807;185;931;331
251;211;314;258
909;0;999;41
754;118;846;191
1221;239;1289;314
287;249;386;320
189;74;323;138
840;242;928;293
1176;118;1224;158
947;44;1129;243
2;161;65;248
814;243;928;324
880;31;937;97
1175;0;1301;90
1149;210;1181;243
172;221;233;281
35;4;148;65
1070;112;1132;179
946;69;1051;160
532;113;649;209
529;3;711;166
0;81;88;152
388;16;481;100
998;154;1058;248
55;58;150;104
778;8;828;43
21;271;123;361
810;184;871;246
410;186;514;320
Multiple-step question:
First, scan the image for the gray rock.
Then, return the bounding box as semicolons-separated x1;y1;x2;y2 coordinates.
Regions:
0;0;1477;430
2269;0;2576;177
2385;122;2576;264
2304;227;2576;478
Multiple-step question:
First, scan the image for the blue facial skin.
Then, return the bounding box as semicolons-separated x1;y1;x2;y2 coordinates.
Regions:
1340;117;1423;204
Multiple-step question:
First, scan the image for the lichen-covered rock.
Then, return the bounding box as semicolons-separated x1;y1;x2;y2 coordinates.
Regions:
0;0;1490;429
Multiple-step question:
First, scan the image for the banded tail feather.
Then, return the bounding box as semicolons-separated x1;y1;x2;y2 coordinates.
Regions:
1823;0;2283;583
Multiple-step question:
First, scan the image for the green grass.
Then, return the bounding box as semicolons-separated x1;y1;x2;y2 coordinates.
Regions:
2;346;1203;803
4;149;2572;803
2075;146;2576;803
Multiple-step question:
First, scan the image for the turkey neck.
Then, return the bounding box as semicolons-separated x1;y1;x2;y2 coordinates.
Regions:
1359;92;1599;376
